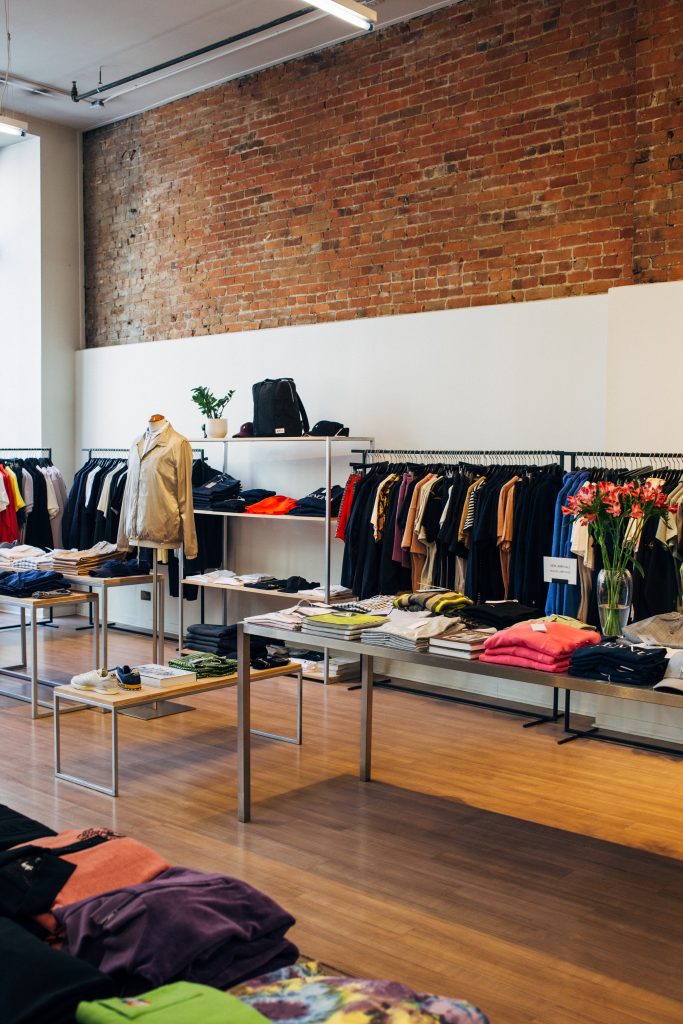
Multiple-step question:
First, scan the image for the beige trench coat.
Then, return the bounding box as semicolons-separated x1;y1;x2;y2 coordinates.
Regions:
117;424;198;559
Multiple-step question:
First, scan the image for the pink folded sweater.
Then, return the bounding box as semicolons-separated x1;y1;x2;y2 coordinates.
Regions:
482;621;600;659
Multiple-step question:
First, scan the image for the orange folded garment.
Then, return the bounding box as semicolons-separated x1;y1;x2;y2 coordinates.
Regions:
17;829;171;933
482;621;600;659
245;495;297;515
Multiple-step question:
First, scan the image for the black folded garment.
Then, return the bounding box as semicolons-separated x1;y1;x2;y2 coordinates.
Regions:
187;623;236;641
0;803;56;851
569;641;668;686
465;601;538;629
0;917;114;1024
242;576;320;593
287;485;344;518
0;570;65;597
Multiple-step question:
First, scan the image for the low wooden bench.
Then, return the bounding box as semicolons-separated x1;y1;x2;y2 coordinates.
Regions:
54;660;303;796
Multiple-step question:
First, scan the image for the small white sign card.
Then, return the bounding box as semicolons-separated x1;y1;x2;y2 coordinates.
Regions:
543;556;578;586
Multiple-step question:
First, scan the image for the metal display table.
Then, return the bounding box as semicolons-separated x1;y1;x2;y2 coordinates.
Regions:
54;659;303;797
0;591;100;718
65;572;163;664
236;622;683;822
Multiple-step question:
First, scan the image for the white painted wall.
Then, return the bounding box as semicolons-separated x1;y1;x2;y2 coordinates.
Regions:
0;136;42;447
73;282;683;743
74;292;608;654
0;111;81;478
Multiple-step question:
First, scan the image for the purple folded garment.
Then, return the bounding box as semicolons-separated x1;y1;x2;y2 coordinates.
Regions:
53;867;298;990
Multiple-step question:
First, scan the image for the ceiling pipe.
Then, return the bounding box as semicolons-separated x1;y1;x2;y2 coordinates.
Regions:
71;8;320;103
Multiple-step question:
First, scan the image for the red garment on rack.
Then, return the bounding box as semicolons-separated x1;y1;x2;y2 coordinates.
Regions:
0;465;19;543
335;473;361;541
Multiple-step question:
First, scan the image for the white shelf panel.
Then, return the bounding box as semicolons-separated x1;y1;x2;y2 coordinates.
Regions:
194;509;337;524
181;578;338;602
188;436;374;444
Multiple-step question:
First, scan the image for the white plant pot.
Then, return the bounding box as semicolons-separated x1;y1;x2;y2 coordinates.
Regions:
206;418;228;438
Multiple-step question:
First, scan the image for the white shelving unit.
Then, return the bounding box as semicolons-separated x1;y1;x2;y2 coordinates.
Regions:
179;436;374;677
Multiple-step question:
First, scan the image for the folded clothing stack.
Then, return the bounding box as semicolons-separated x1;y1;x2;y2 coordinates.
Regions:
216;489;277;514
465;601;539;629
51;542;122;575
89;557;151;579
569;641;668;686
302;612;388;641
0;805;300;1013
360;610;454;652
624;613;683;650
0;544;53;570
394;590;473;616
185;622;241;655
0;569;65;597
169;653;239;678
193;473;241;510
286;485;344;518
480;621;601;672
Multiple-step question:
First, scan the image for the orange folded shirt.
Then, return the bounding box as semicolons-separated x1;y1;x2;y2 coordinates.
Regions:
16;829;171;934
245;495;297;515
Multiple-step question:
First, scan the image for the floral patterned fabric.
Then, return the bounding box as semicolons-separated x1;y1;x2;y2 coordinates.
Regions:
232;962;488;1024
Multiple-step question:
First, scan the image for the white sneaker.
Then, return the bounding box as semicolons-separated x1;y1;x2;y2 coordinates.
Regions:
70;668;120;694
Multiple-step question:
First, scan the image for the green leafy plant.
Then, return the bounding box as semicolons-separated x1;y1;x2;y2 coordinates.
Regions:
190;386;235;419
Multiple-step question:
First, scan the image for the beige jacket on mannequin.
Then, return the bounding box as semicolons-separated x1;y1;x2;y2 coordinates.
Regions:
117;423;198;559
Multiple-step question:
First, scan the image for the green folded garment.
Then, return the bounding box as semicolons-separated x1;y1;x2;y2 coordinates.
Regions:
77;981;269;1023
168;654;238;678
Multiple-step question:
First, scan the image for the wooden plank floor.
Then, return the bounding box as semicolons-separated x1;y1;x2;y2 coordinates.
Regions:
2;611;683;1022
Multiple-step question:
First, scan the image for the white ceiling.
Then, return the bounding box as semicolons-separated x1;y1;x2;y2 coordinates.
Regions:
2;0;457;131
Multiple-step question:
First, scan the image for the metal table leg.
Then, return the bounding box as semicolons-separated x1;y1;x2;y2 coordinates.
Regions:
251;667;303;745
158;574;165;663
31;604;38;719
93;594;100;669
20;607;27;666
237;625;251;822
101;587;108;666
360;653;374;781
53;691;119;797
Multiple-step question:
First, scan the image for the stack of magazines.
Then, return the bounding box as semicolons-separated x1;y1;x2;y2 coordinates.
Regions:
428;626;496;660
301;611;388;641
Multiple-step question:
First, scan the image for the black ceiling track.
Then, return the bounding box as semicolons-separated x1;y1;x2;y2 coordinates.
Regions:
71;7;316;103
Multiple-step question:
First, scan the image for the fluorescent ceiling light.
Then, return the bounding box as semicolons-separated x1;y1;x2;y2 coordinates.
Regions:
0;115;28;137
305;0;377;31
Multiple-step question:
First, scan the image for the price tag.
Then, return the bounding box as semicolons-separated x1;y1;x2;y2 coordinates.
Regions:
543;556;578;585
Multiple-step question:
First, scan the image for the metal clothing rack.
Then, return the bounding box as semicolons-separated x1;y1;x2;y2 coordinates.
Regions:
81;447;207;460
351;448;568;469
0;447;53;460
0;447;57;631
571;451;683;469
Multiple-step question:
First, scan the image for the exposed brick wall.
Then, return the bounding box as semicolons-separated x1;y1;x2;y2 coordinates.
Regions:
83;0;683;346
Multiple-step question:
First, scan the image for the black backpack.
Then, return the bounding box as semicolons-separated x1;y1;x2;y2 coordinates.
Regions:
252;378;310;437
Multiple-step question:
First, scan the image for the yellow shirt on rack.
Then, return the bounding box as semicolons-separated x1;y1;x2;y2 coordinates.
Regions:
4;467;26;512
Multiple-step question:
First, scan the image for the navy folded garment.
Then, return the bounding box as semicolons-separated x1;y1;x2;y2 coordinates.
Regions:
241;489;276;502
287;485;343;518
90;558;151;578
193;474;241;506
0;570;65;597
569;640;668;686
211;499;247;512
0;803;56;850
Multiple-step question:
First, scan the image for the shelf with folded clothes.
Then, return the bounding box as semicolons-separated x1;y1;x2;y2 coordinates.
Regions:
182;578;346;602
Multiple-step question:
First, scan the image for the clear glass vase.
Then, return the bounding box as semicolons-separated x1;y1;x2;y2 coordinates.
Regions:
597;568;633;637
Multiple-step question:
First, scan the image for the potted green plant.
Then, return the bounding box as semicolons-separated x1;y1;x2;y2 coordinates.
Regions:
191;386;236;439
